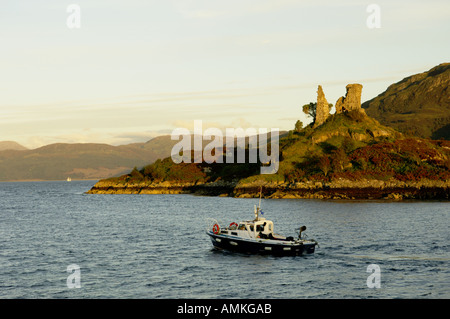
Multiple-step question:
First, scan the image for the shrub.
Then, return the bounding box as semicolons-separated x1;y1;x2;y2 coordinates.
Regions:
318;155;331;176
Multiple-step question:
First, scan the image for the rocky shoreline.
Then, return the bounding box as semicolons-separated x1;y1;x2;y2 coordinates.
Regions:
86;178;450;200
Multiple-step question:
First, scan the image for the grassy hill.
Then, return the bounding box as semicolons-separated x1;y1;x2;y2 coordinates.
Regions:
91;110;449;199
272;112;448;184
362;63;450;140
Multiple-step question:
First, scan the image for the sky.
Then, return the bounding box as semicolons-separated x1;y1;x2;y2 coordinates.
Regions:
0;0;449;149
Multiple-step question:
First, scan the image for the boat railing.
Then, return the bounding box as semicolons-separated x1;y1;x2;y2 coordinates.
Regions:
205;217;222;233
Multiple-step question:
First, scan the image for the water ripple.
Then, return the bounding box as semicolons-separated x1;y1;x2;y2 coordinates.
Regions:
0;181;449;299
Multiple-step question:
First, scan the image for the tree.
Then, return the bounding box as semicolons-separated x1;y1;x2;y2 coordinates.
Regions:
318;155;331;176
294;120;303;132
302;102;317;121
129;166;144;181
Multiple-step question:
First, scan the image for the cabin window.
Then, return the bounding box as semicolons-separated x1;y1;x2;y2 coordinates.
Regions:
231;232;238;236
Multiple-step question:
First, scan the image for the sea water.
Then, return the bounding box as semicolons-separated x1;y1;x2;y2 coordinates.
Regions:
0;180;448;298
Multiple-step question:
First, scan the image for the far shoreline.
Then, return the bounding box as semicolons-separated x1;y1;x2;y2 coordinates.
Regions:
2;178;447;201
86;181;450;201
0;179;99;183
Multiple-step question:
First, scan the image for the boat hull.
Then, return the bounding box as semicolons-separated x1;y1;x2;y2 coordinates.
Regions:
207;231;316;256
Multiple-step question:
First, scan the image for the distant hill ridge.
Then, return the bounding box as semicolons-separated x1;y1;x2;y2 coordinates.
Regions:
0;141;28;151
0;136;178;181
362;63;450;140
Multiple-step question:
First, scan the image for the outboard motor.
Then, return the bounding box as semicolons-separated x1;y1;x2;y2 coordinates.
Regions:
298;226;307;239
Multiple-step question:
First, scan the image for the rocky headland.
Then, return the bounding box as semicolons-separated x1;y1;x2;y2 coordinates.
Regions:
88;74;450;200
87;177;449;200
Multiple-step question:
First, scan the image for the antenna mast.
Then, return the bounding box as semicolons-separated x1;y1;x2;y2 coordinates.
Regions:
254;186;263;221
258;186;262;210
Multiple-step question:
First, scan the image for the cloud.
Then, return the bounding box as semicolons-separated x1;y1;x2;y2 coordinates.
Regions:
278;117;300;121
22;128;162;149
172;0;364;20
170;117;262;133
0;73;400;131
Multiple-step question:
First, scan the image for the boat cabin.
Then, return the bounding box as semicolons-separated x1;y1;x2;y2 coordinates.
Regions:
216;204;289;241
233;217;274;239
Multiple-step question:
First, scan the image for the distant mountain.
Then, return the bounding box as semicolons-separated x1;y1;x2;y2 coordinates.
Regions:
0;136;178;181
0;132;288;181
362;63;450;140
0;141;28;151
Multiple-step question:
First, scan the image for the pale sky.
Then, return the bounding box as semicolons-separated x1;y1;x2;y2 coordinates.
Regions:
0;0;449;149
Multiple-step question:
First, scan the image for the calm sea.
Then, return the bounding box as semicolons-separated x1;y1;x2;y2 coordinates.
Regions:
0;180;448;299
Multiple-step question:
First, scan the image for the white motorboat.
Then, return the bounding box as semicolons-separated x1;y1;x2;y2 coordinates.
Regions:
206;192;318;256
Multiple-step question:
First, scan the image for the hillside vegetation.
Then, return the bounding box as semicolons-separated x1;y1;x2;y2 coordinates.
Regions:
362;63;450;140
94;110;450;197
274;112;449;184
